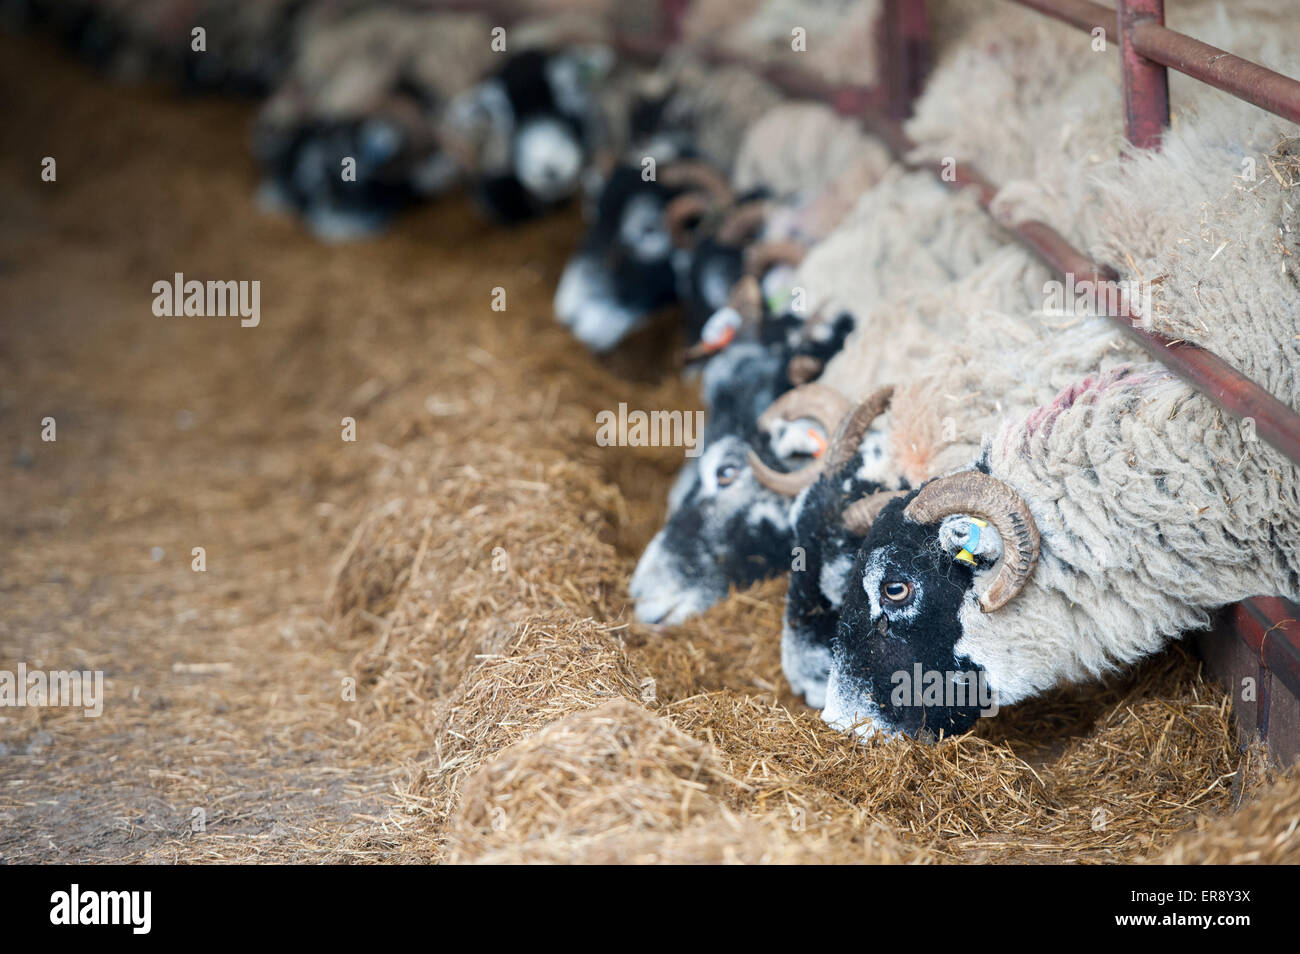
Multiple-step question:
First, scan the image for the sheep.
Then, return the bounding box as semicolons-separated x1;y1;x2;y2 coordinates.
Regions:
438;13;625;223
254;5;499;239
820;65;1300;741
771;0;1184;705
555;95;897;358
553;54;787;352
780;247;1136;706
628;163;1016;626
688;107;891;361
627;0;1127;631
628;342;797;624
679;0;1008;91
677;103;891;355
680;0;883;88
778;1;1300;714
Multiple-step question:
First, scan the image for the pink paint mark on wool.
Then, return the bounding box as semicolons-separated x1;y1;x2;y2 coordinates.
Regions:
1022;366;1139;441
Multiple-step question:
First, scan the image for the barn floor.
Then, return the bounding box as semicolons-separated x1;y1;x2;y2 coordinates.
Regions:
1;32;1296;864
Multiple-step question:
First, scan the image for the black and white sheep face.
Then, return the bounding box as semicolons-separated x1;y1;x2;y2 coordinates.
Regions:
554;165;682;351
628;435;800;625
454;47;609;223
782;428;894;708
629;346;823;625
257;111;445;241
555;174;768;352
513;116;585;202
679;235;747;346
824;491;1002;740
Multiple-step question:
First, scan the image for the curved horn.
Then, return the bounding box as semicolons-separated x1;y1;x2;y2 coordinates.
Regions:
842;489;908;536
828;388;898;536
658;160;733;205
664;192;713;249
745;239;806;278
756;384;852;436
747;449;820;497
902;472;1041;613
825;387;894;473
715;200;769;245
746;385;853;496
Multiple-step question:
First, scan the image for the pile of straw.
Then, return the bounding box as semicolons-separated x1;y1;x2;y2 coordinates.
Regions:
3;33;1295;865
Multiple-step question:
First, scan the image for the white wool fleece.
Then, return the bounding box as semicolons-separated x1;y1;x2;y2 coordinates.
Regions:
944;9;1300;703
261;10;496;125
792;167;1012;347
960;364;1300;707
682;0;883;88
731;102;891;201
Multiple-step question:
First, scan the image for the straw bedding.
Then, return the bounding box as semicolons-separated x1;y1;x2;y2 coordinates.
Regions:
0;32;1296;864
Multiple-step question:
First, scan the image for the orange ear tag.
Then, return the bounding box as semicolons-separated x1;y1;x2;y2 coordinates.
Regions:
703;323;737;354
807;427;828;459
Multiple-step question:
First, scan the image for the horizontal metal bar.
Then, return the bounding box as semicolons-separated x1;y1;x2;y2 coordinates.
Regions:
616;33;883;117
1004;0;1115;34
1009;0;1300;127
619;3;1300;469
1131;21;1300;125
1236;599;1300;706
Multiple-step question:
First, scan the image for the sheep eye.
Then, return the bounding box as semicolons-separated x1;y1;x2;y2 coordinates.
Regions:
716;464;739;486
881;581;913;605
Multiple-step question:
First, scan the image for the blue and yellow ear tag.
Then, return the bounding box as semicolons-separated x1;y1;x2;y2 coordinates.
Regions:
954;518;989;566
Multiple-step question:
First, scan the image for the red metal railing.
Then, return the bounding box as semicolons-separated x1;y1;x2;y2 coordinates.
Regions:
1117;0;1170;148
1012;0;1300;125
990;0;1300;749
880;0;932;118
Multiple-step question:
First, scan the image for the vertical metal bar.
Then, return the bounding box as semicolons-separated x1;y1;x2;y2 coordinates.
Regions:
1258;664;1272;740
1116;0;1171;149
879;0;932;119
661;0;692;43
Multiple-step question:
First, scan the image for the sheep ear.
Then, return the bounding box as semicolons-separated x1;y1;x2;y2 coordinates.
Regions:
937;514;1003;567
